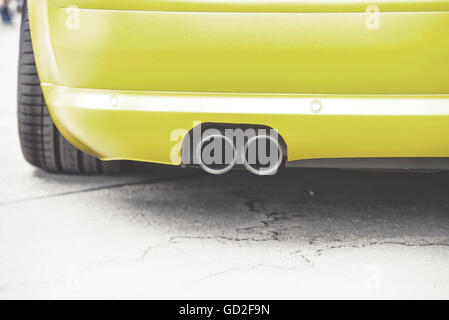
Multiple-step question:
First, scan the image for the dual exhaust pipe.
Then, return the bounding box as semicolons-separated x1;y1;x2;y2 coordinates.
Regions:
193;129;286;176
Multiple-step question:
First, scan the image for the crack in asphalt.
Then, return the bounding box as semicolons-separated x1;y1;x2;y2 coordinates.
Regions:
1;237;448;294
179;263;311;291
170;235;274;243
290;240;449;266
187;267;242;284
229;194;307;241
91;242;165;270
237;211;305;241
0;174;195;207
314;240;449;256
290;250;315;266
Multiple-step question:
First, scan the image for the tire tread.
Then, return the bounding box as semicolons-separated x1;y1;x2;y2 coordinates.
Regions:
17;1;120;175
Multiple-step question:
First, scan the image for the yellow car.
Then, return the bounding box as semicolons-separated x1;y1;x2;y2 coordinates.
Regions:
19;0;449;175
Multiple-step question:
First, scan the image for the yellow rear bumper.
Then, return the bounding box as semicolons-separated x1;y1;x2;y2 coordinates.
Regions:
29;0;449;165
42;83;449;165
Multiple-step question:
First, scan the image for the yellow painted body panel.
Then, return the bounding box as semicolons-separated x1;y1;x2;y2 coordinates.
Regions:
30;0;449;94
28;0;449;165
49;0;449;13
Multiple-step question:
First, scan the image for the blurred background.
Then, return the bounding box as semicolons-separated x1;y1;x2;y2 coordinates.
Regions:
1;0;21;168
1;1;22;25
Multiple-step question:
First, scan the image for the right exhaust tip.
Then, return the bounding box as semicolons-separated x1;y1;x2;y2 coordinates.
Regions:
243;133;285;176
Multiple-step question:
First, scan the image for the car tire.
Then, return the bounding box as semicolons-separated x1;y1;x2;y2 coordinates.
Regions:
17;1;120;175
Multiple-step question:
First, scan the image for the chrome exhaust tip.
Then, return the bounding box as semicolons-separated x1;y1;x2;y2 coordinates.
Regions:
195;131;237;175
243;133;285;176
